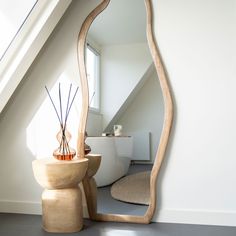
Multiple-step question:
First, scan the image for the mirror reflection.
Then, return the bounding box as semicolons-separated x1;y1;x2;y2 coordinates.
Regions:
85;0;164;216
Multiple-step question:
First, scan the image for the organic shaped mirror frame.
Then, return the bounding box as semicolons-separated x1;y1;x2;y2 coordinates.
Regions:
77;0;173;224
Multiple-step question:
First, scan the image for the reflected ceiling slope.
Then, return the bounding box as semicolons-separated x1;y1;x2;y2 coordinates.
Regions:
88;0;146;46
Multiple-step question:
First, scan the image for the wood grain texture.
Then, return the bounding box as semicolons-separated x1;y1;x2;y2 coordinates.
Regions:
32;158;88;189
32;158;89;232
77;0;173;224
144;0;174;222
82;154;101;219
42;188;83;233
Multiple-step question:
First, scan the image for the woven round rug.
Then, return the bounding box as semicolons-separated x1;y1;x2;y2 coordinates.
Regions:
111;171;151;205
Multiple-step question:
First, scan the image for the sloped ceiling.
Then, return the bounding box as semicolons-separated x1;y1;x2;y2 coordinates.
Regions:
88;0;146;46
0;0;72;114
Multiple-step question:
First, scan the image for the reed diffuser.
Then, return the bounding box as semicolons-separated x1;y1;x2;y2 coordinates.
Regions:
45;83;78;161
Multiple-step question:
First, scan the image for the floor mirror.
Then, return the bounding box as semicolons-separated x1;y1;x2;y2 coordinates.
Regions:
77;0;173;224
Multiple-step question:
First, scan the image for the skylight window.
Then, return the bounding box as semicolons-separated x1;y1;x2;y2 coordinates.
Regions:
0;0;72;114
0;0;38;60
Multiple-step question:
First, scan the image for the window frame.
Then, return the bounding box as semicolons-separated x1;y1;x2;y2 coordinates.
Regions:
0;0;72;113
86;42;101;113
0;0;38;61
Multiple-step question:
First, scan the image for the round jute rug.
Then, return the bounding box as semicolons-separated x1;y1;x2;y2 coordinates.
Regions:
111;171;151;205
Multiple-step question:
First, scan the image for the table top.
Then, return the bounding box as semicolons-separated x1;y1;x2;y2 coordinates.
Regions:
32;157;88;166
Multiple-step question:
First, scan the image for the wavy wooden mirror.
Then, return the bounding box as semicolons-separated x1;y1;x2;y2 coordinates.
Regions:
77;0;173;224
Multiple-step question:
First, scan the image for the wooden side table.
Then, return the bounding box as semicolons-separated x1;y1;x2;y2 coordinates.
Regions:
32;158;88;233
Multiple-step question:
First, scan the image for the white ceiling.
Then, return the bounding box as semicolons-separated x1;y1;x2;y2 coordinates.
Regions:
88;0;147;46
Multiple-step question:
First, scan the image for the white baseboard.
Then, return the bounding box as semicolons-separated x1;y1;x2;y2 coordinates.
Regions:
1;201;236;227
0;200;89;218
0;200;42;215
153;208;236;227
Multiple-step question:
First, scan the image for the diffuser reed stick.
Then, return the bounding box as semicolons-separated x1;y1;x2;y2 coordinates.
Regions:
45;84;79;160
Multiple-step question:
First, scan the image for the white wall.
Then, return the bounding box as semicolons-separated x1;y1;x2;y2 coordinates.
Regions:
118;71;164;163
87;111;103;136
100;43;152;129
0;0;100;214
0;0;236;227
153;0;236;226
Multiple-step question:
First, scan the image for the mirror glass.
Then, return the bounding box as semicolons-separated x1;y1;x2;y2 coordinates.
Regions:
85;0;164;216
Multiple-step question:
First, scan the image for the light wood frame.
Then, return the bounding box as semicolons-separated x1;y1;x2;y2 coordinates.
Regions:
77;0;173;224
